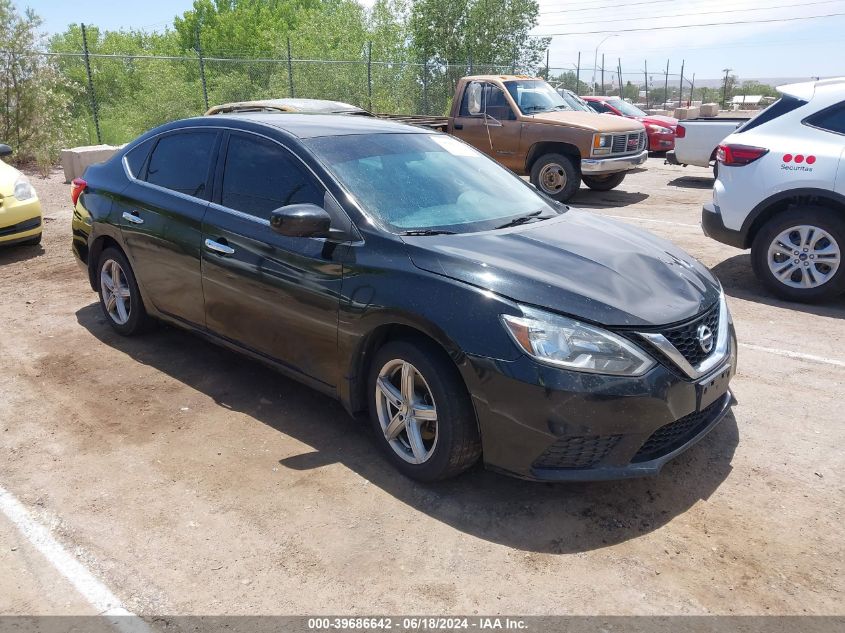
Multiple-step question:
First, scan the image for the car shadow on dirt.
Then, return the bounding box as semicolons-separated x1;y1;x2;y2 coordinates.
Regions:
0;242;44;265
667;176;715;189
570;188;649;208
712;254;845;318
76;302;739;555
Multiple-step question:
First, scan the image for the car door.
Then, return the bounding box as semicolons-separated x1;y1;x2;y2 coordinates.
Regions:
116;129;220;327
201;131;346;387
481;83;522;170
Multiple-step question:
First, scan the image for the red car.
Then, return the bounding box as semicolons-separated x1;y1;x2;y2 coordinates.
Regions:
581;96;678;152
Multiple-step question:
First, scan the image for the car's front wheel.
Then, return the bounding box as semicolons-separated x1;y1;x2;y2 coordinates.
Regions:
582;172;626;191
367;339;481;481
751;206;845;302
96;247;153;335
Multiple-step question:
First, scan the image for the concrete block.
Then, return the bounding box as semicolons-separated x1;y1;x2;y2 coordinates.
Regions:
60;145;120;183
673;107;700;120
699;103;720;117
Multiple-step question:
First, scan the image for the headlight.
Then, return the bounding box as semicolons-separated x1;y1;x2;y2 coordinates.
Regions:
648;124;673;135
14;176;35;201
592;133;612;156
501;306;655;376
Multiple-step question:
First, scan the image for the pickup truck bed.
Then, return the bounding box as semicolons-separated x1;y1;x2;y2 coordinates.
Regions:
667;117;750;169
374;113;448;132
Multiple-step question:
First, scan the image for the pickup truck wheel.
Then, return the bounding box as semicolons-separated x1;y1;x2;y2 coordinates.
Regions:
530;154;579;202
751;207;845;302
582;172;626;191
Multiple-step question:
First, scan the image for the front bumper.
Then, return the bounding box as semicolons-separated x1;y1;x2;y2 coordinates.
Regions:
0;195;42;244
702;202;746;249
464;326;737;481
581;149;648;174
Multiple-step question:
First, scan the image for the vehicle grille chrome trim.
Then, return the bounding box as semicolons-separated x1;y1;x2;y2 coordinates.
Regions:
608;130;646;157
636;293;731;380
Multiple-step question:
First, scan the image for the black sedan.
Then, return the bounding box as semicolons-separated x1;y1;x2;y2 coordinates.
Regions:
71;113;736;482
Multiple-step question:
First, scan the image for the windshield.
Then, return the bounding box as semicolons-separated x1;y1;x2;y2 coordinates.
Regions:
305;133;559;234
558;89;593;112
504;80;575;114
608;98;647;117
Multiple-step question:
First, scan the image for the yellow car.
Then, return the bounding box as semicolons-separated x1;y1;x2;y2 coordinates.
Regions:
0;144;42;246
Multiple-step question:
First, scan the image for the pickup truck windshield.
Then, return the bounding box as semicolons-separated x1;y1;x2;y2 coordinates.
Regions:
608;98;647;117
306;133;558;234
504;80;576;114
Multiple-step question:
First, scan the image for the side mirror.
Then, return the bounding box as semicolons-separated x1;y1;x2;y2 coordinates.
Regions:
270;203;331;238
0;144;12;157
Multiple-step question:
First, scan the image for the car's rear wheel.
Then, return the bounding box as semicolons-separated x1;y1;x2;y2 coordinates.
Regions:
530;153;580;202
96;247;153;335
367;339;481;481
582;172;626;191
751;206;845;302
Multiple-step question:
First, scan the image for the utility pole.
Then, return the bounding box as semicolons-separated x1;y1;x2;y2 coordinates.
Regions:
576;51;581;91
663;59;669;108
644;60;649;107
601;53;605;95
722;68;732;109
679;59;685;106
617;58;623;97
545;49;550;80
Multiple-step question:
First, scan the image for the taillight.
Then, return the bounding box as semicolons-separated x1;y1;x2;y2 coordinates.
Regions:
71;178;87;206
675;124;686;138
717;144;769;166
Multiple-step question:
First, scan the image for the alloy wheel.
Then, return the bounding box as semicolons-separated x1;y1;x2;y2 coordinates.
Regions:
374;359;439;464
767;225;841;289
100;259;132;325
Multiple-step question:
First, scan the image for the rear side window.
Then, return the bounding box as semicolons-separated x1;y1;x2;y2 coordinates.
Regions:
145;131;217;199
736;95;807;133
805;103;845;135
124;137;154;177
589;101;612;114
221;134;323;220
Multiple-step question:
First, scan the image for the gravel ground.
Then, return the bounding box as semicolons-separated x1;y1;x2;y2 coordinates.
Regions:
0;158;842;617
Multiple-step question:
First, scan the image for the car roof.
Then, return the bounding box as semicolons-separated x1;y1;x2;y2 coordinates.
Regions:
205;112;431;139
778;77;845;101
206;98;367;116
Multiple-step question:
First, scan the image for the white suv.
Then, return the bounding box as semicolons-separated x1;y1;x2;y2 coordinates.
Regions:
702;78;845;302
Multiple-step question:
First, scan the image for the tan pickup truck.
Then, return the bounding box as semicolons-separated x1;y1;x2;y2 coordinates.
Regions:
206;75;648;202
445;75;648;201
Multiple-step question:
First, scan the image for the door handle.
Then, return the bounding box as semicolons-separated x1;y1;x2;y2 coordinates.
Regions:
453;123;463;130
205;238;235;255
122;211;144;225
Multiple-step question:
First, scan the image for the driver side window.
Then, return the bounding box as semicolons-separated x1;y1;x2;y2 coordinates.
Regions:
459;82;515;120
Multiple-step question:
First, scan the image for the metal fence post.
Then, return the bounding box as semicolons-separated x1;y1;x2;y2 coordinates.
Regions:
644;60;649;108
600;54;605;95
664;60;669;108
617;58;623;97
576;52;580;91
422;60;429;115
195;23;209;111
367;41;373;112
689;73;695;105
679;59;685;106
468;52;473;76
545;49;549;80
287;37;295;98
80;23;101;144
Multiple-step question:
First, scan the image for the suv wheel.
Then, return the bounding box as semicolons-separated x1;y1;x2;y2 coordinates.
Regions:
582;172;626;191
367;339;481;481
751;206;845;302
96;247;153;335
530;153;580;202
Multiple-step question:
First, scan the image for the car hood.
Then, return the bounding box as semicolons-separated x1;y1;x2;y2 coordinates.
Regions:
637;115;678;129
404;210;720;327
525;111;644;133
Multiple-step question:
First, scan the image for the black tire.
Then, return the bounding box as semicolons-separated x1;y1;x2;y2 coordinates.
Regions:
582;172;626;191
367;338;481;482
712;161;719;180
530;153;580;202
96;247;153;335
751;206;845;302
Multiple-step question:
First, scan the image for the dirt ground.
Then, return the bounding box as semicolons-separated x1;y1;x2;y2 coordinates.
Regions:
0;158;842;617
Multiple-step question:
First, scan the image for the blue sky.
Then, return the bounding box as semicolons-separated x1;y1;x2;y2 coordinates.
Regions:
21;0;845;82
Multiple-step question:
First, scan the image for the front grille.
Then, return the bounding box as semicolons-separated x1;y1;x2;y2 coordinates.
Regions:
658;302;720;367
609;131;646;156
0;216;41;237
533;434;622;469
632;398;723;463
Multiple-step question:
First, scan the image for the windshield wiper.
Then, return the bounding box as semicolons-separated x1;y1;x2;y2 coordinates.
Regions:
399;229;456;236
495;210;548;230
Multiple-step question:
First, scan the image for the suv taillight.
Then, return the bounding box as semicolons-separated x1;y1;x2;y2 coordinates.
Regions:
71;178;87;207
675;124;686;138
717;144;769;166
